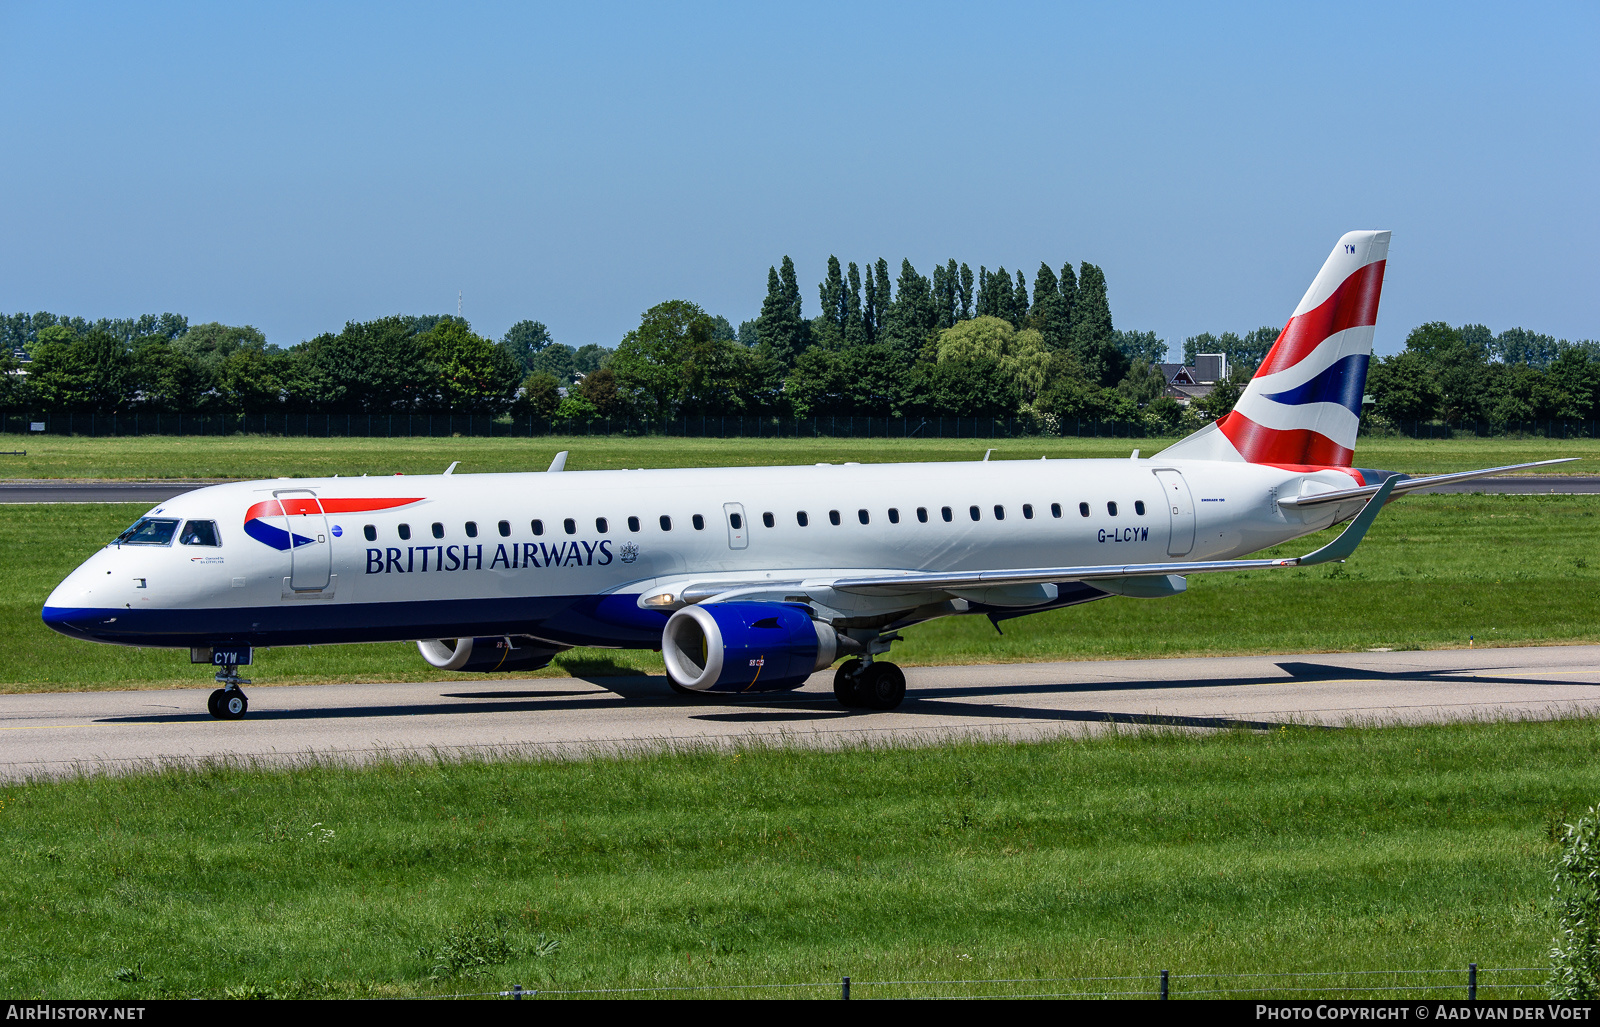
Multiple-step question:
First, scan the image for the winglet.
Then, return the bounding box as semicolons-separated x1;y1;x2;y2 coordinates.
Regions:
1296;475;1398;566
547;451;568;473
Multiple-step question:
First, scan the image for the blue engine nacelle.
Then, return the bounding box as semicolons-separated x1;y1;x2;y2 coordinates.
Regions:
661;602;838;693
417;636;566;673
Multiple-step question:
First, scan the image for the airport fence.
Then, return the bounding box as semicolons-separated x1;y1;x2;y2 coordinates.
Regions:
1;410;1598;441
413;964;1547;1000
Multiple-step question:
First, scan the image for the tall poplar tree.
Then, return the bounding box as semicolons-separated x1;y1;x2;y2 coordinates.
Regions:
1030;262;1068;350
1059;262;1079;337
958;263;974;320
1072;262;1123;385
819;256;845;331
863;263;879;345
994;266;1014;325
1013;270;1029;327
843;262;866;348
881;259;936;364
976;267;991;318
756;257;809;368
872;259;892;338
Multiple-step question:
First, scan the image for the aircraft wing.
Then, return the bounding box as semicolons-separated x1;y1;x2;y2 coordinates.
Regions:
1275;458;1577;509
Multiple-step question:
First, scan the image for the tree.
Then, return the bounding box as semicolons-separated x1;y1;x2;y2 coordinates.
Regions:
501;320;553;374
881;259;936;363
576;366;628;417
131;339;210;412
910;357;1020;417
419;319;523;413
1365;351;1439;424
842;263;866;347
935;316;1050;404
707;316;737;342
1029;263;1067;350
871;259;891;342
784;343;914;417
573;344;610;376
1012;270;1029;327
516;372;561;418
818;256;844;333
27;329;133;412
1071;263;1125;386
756;258;808;367
1494;326;1561;368
530;343;577;384
1036;351;1115;422
1194;366;1252;421
610;299;766;419
1404;321;1488;424
1112;329;1168;366
217;346;294;414
957;263;974;320
175;322;267;367
0;346;26;409
736;320;759;347
1058;262;1078;336
296;316;435;412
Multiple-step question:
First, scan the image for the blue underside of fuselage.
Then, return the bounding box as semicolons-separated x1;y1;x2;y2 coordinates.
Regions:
41;592;672;650
42;581;1114;651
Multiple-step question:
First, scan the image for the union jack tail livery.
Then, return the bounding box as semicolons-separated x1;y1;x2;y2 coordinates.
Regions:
1161;230;1390;467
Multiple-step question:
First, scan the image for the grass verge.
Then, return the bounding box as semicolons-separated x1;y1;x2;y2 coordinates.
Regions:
3;493;1595;692
0;718;1587;999
0;433;1592;479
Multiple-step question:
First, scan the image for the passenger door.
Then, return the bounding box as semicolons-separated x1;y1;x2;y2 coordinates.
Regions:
723;502;749;550
1151;469;1195;557
275;489;332;591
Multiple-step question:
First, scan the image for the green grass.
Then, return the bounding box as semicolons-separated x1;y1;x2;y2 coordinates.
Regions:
0;432;1592;479
3;493;1596;692
0;719;1586;999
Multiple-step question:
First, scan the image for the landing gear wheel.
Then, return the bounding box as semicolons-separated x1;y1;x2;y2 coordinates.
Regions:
668;680;700;696
856;662;906;710
212;688;248;720
833;659;865;707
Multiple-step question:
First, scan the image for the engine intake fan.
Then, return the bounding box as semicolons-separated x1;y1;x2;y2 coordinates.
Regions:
417;636;565;673
662;602;837;693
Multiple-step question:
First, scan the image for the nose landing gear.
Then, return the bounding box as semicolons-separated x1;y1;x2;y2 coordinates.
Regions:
207;663;250;720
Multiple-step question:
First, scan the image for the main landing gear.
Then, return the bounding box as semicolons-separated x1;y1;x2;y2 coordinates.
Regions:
833;658;906;710
207;663;250;720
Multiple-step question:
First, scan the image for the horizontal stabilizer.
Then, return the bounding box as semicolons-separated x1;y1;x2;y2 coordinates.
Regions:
1277;458;1577;508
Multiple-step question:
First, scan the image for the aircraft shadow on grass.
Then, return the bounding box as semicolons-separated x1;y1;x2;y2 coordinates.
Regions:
93;660;1591;728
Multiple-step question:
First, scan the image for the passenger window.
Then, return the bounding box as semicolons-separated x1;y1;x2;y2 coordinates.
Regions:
660;515;672;531
692;514;705;530
993;505;1005;520
1022;504;1033;519
969;505;980;521
797;511;809;527
1078;503;1090;518
941;506;952;522
1051;503;1062;518
917;507;928;523
432;522;445;539
628;516;641;532
564;518;577;535
596;517;608;533
762;512;775;528
857;509;869;525
1107;502;1118;517
1135;501;1146;516
729;513;742;529
363;524;377;542
399;523;412;540
829;510;841;526
179;520;221;546
465;521;478;538
531;519;544;536
888;508;899;524
497;520;511;537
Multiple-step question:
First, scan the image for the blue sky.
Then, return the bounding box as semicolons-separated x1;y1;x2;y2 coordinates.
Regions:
2;1;1595;358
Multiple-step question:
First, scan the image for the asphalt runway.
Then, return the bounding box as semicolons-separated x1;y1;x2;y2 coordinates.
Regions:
1;476;1598;504
3;645;1597;779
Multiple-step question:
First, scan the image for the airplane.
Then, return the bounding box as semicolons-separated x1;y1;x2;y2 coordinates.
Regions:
42;230;1571;719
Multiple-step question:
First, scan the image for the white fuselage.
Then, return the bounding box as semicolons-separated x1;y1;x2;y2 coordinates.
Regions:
42;457;1365;651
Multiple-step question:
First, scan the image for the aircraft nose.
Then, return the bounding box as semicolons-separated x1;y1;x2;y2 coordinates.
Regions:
42;562;110;639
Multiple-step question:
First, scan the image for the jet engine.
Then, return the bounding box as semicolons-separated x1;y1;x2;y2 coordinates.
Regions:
661;602;838;693
417;636;565;673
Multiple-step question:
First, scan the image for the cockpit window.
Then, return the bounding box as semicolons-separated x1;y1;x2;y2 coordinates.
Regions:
114;518;180;546
180;520;221;546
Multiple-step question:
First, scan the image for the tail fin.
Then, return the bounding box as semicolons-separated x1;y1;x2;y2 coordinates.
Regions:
1159;230;1390;466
